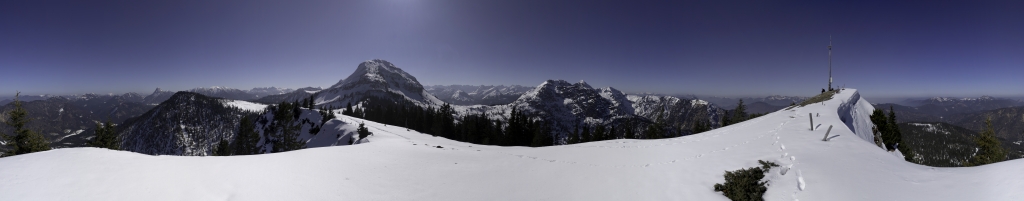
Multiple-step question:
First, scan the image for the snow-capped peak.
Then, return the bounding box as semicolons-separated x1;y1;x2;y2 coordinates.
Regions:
577;80;591;88
315;59;445;108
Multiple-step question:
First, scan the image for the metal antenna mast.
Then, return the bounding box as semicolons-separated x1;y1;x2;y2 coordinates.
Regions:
828;35;832;91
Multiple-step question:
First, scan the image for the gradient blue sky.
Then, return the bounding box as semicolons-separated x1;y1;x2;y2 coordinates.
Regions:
2;0;1022;99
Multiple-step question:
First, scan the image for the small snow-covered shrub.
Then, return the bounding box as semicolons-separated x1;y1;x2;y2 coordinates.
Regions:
713;160;779;201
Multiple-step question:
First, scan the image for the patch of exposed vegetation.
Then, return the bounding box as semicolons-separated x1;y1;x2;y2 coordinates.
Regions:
795;90;838;107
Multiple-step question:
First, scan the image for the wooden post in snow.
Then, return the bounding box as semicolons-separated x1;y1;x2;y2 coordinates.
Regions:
823;125;833;141
809;113;814;130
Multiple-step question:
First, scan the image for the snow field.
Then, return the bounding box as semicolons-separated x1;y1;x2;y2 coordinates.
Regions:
1;89;1023;201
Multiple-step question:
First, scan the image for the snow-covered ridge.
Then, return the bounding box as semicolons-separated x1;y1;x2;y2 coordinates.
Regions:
3;88;1023;200
836;90;876;144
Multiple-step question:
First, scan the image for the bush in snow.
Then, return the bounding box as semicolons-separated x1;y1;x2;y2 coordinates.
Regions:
357;123;372;141
713;160;779;201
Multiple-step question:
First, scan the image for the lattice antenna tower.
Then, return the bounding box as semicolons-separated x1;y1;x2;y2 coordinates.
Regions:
828;35;833;91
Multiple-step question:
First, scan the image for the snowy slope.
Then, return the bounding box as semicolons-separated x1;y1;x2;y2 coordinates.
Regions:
223;100;268;112
3;89;1022;201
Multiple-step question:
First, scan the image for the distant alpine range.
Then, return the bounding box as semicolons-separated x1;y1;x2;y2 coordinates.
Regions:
2;59;1022;159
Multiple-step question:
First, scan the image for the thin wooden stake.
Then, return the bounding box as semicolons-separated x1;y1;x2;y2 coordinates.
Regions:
823;125;833;141
809;113;814;130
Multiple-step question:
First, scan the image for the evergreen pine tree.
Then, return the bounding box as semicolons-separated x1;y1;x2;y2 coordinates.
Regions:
887;106;910;159
609;125;618;139
624;118;635;139
214;138;231;156
644;112;665;139
581;124;592;142
733;99;748;123
569;122;580;144
88;119;118;150
869;109;892;150
344;102;353;116
693;120;710;134
270;101;304;153
1;93;50;156
594;125;606;141
530;122;551;147
968;118;1006;166
722;111;732;127
233;115;261;155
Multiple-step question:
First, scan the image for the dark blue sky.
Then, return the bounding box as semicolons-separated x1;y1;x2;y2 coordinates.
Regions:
2;0;1022;99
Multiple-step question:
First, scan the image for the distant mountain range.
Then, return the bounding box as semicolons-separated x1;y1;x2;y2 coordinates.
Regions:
96;59;732;155
252;87;323;104
0;93;155;148
310;60;725;140
426;85;533;106
9;59;1020;158
0;85;307;150
702;95;807;110
871;96;1024;143
902;96;1024;107
898;122;1024;167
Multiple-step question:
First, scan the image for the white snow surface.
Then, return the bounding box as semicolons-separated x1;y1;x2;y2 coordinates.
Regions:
223;100;268;112
2;89;1022;200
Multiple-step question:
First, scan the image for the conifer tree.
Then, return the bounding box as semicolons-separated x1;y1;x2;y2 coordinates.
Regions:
624;118;635;139
270;101;304;152
1;93;50;156
581;124;592;142
644;112;665;139
530;122;551;147
88;119;118;150
594;125;606;141
722;111;733;127
233;115;261;155
732;99;748;123
606;124;614;139
968;118;1006;166
693;120;710;134
214;138;231;156
870;109;893;150
887;106;910;159
569;122;580;144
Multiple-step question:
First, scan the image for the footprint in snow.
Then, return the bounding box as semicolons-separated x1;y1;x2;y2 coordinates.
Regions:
797;170;806;191
780;144;786;150
790;156;796;161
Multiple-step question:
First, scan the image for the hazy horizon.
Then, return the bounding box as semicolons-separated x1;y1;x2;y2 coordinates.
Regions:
2;1;1022;99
